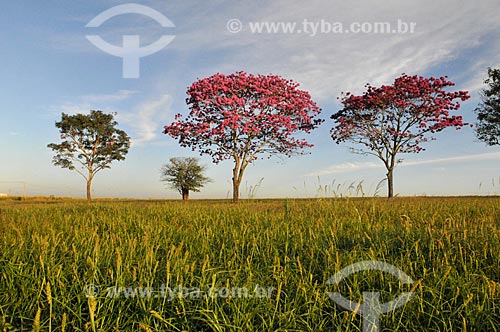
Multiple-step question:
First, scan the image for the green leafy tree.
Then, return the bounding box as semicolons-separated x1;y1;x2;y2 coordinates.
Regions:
160;157;210;200
47;110;130;203
475;68;500;145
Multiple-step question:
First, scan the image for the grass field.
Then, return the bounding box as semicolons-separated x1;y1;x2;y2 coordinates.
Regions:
1;197;499;331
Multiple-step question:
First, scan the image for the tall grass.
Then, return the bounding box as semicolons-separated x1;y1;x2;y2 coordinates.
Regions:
0;197;499;331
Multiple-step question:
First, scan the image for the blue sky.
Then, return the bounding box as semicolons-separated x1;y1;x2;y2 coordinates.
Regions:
1;0;500;199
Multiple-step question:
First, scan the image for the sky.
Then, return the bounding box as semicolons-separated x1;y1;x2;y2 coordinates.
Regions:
1;0;500;199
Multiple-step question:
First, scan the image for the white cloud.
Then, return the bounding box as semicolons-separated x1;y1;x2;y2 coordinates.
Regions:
457;57;500;95
306;161;382;176
158;0;500;100
50;90;136;116
50;0;500;103
307;152;500;176
55;102;113;116
81;90;137;103
118;94;173;146
50;90;172;146
402;152;500;167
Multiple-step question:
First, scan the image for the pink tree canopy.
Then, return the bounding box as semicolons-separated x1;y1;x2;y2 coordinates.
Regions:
164;71;323;202
331;74;470;197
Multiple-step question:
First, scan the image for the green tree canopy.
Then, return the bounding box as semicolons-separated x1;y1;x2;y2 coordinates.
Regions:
160;157;210;200
47;110;130;202
475;68;500;145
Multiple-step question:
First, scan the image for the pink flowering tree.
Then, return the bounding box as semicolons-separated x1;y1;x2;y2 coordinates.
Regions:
331;74;470;198
164;72;323;202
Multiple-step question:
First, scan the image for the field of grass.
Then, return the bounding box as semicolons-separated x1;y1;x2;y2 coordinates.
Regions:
1;197;499;331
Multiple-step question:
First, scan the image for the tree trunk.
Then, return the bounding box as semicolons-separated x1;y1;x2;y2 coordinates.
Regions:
232;156;248;203
182;188;189;201
232;178;240;203
386;169;394;198
86;178;92;203
232;160;241;203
